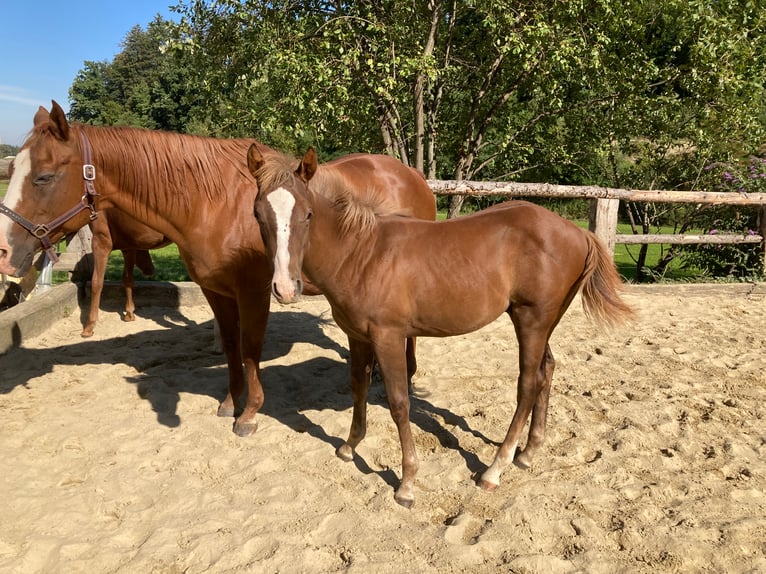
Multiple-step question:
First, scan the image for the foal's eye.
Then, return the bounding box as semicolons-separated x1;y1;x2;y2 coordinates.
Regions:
34;173;56;187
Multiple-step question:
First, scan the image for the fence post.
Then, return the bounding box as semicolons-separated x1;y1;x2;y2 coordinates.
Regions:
588;198;620;256
759;206;766;272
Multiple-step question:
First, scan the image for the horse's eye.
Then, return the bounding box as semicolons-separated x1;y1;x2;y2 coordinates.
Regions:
34;173;55;187
306;211;313;221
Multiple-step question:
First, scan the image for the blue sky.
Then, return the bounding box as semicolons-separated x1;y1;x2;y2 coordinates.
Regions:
1;1;178;147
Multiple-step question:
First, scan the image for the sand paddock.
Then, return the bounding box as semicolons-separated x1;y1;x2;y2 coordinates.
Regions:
0;284;764;573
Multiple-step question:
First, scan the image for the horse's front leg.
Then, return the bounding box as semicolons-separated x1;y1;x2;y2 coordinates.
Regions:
337;337;375;461
202;288;245;419
232;285;271;437
373;334;419;508
82;226;111;337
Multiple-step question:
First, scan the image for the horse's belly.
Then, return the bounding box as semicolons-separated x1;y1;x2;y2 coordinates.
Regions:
408;295;509;338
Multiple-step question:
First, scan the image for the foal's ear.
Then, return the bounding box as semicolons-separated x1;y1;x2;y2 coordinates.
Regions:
297;147;318;183
247;144;266;177
48;100;71;141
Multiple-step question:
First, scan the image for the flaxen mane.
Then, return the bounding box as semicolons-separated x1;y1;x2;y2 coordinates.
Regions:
257;151;406;237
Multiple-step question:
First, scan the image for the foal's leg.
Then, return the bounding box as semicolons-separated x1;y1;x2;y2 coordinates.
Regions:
121;250;137;322
373;334;419;508
337;337;375;461
514;344;555;469
479;307;554;490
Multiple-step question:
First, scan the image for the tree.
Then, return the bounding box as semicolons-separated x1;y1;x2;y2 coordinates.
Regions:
69;17;196;132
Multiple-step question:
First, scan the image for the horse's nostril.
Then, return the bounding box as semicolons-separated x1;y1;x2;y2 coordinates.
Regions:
0;248;7;260
296;279;303;294
272;282;281;299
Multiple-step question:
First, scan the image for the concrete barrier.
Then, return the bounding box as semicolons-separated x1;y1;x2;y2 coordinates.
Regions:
0;281;208;355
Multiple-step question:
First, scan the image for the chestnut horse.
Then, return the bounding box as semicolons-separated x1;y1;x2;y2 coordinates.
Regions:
0;101;435;436
249;146;633;507
83;209;171;337
5;157;169;334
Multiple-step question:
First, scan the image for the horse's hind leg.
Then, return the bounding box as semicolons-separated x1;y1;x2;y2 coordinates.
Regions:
337;337;375;461
121;250;137;322
123;250;154;322
479;307;554;491
406;336;417;388
514;344;555;469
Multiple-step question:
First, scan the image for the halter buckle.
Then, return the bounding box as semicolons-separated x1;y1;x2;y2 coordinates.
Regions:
83;164;96;181
32;224;51;239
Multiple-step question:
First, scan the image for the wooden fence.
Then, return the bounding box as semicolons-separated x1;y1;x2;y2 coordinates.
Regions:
428;180;766;265
3;181;766;294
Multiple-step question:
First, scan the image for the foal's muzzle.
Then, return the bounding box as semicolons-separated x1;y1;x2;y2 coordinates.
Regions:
272;278;303;304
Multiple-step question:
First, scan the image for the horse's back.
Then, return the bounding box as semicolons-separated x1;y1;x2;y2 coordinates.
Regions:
323;154;435;220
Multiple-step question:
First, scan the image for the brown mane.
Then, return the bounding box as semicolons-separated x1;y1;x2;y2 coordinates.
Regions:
73;124;257;217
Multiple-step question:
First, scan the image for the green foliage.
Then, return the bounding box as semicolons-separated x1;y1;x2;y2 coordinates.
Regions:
61;0;766;282
677;156;766;279
0;144;19;158
69;17;197;132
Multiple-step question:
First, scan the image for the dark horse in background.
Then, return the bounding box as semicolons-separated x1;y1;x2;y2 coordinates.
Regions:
0;101;435;436
249;146;633;507
83;209;171;337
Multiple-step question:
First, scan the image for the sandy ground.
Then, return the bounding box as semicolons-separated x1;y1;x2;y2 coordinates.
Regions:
0;286;764;573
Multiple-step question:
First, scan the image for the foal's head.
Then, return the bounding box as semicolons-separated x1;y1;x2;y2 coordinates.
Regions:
248;144;317;304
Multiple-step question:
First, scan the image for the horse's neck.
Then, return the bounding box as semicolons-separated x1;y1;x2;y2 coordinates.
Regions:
304;193;366;287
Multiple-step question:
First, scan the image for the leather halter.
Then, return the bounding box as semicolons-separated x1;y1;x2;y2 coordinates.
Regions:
0;130;99;263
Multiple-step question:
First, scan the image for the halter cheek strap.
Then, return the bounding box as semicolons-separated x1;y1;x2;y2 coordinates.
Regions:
0;130;99;263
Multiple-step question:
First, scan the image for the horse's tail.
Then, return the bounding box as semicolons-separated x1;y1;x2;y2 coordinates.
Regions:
579;232;634;328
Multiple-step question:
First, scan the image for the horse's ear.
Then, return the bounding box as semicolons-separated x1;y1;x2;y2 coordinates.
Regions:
33;106;50;128
247;144;265;177
48;101;70;141
7;158;14;179
297;147;317;183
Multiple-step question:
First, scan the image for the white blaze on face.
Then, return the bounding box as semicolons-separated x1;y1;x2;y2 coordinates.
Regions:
267;187;297;300
0;149;31;262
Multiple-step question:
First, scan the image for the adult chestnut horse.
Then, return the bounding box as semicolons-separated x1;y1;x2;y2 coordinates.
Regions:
249;146;633;507
0;101;435;436
5;158;169;335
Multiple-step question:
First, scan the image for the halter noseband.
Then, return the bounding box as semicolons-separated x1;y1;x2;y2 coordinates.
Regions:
0;130;99;263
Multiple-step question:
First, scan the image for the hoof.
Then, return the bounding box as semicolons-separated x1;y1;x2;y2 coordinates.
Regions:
217;404;235;418
394;495;414;509
233;421;258;437
123;313;135;322
336;444;354;462
80;329;94;338
513;452;532;470
478;478;499;492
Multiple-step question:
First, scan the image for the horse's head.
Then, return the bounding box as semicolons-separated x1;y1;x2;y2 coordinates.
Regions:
248;144;317;304
0;101;96;276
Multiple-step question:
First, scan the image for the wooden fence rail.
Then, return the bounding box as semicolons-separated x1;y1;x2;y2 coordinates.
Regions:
428;180;766;265
3;180;766;293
